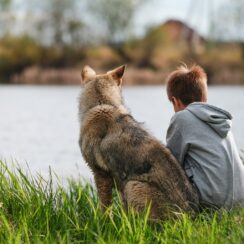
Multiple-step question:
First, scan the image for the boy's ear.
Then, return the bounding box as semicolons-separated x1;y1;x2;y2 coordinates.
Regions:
171;97;177;106
171;96;187;112
81;65;96;83
107;65;126;85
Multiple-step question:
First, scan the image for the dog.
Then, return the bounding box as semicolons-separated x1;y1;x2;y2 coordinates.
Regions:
79;65;199;219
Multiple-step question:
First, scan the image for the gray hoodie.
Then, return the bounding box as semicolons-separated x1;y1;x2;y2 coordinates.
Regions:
166;102;244;209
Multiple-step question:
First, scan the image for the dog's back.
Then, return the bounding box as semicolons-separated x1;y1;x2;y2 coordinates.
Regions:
79;65;199;219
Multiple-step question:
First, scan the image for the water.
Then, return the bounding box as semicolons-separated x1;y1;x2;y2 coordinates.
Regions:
1;85;244;182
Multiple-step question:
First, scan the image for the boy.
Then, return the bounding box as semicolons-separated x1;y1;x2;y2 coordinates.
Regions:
166;65;244;209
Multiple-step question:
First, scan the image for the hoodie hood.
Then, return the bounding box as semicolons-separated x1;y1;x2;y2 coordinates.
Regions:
186;102;233;138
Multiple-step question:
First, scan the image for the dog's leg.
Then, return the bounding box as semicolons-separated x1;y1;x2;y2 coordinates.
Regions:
124;180;170;219
94;170;113;211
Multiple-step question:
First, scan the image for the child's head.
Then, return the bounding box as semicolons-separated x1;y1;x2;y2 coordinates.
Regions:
166;65;208;112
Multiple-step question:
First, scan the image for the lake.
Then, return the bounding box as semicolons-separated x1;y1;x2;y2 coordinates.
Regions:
1;85;244;182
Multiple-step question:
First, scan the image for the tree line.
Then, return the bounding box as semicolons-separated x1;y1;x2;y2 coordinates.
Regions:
0;0;147;47
0;0;244;84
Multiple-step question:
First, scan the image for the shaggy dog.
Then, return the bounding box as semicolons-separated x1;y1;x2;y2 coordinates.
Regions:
79;65;199;219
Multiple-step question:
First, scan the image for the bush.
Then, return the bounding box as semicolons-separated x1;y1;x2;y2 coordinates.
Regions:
0;35;42;82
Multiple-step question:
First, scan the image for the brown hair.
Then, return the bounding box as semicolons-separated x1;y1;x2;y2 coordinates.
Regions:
166;65;208;105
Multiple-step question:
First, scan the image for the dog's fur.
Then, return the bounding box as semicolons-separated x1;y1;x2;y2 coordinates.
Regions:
79;65;199;219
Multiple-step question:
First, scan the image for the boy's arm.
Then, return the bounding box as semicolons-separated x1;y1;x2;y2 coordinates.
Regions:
166;113;189;165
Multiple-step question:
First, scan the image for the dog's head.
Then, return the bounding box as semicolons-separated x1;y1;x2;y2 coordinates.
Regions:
81;65;126;86
80;65;126;111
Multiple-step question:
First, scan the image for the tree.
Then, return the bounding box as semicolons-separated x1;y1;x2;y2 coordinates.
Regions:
234;0;244;60
0;0;11;10
212;0;244;59
36;0;85;47
0;0;12;36
88;0;146;60
89;0;145;45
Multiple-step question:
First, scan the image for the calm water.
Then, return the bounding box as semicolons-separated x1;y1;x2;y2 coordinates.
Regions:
1;85;244;182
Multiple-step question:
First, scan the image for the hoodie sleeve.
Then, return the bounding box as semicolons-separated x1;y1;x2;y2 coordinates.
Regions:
166;112;189;165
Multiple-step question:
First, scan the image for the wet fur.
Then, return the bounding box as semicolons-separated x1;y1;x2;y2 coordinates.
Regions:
79;66;199;219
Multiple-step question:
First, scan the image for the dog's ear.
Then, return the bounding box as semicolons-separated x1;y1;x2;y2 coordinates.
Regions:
107;65;126;85
81;65;96;83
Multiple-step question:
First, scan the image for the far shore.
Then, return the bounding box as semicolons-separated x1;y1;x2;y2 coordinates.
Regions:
8;66;244;86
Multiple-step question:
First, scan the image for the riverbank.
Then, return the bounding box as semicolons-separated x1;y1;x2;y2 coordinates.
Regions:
10;66;166;85
0;161;243;243
8;65;244;85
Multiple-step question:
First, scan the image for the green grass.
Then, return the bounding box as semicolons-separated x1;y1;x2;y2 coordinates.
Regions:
0;160;243;244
